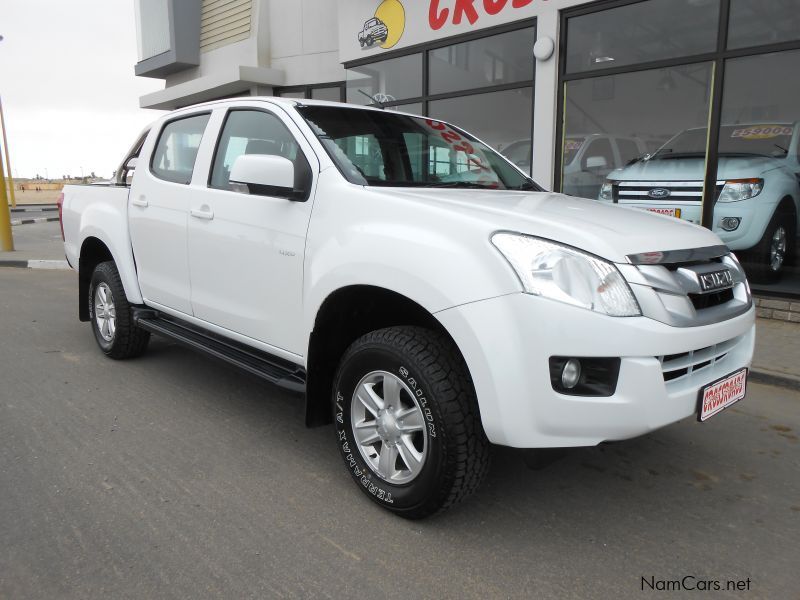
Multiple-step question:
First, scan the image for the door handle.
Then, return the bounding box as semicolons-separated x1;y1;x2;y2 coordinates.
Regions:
131;196;148;208
190;206;214;220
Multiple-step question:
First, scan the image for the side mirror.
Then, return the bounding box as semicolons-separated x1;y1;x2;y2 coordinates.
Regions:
229;154;303;200
125;157;138;170
585;156;608;170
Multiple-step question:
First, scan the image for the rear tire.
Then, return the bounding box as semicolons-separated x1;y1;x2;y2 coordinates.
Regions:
89;261;150;359
741;208;795;284
333;326;490;519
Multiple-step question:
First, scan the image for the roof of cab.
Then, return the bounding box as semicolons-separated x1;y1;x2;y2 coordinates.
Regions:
163;96;416;117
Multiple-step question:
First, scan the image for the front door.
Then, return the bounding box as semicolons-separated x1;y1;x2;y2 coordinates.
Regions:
186;107;316;355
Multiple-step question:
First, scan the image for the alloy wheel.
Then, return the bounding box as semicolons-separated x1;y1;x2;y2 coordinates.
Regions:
350;370;428;484
94;282;117;342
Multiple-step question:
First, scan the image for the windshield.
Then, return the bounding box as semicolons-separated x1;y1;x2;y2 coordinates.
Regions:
563;137;586;165
651;124;794;159
297;106;539;190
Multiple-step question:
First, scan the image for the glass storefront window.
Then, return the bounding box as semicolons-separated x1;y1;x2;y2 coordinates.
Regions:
346;54;423;105
428;27;535;95
728;0;800;50
565;0;719;74
429;88;533;174
561;63;713;201
311;86;343;102
277;90;305;99
389;103;423;115
714;49;800;292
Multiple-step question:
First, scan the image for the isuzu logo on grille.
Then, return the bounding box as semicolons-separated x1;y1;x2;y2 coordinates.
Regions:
648;187;671;199
698;269;734;293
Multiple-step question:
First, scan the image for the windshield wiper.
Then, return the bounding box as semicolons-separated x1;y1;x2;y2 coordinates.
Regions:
650;151;706;160
510;180;541;191
424;181;497;189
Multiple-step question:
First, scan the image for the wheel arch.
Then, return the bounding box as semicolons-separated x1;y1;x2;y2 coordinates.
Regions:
777;194;798;222
78;236;114;321
304;284;471;428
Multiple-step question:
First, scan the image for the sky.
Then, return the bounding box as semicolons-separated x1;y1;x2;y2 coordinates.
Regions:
0;1;165;179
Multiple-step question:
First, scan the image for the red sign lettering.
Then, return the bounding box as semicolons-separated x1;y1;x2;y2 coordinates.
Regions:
429;0;542;29
429;0;449;30
483;0;509;15
453;0;480;25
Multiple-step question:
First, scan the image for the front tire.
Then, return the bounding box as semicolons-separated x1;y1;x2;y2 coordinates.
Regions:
742;209;795;283
333;326;489;519
89;261;150;359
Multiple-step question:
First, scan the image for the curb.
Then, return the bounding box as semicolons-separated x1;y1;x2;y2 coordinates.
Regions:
0;259;70;270
749;368;800;393
11;216;60;226
10;206;57;213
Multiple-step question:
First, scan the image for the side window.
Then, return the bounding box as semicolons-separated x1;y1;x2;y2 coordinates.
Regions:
210;110;311;192
582;138;614;171
151;114;211;184
117;130;149;186
616;138;641;167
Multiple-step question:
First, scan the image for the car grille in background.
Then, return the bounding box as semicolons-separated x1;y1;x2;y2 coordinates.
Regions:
658;336;741;382
614;181;724;202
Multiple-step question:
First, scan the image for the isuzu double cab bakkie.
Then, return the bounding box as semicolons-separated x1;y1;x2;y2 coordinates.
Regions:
61;98;755;518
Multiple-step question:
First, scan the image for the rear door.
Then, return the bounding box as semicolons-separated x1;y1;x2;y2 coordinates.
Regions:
186;105;318;355
129;112;211;315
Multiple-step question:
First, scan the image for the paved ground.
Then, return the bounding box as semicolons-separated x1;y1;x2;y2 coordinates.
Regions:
0;220;66;262
1;268;799;599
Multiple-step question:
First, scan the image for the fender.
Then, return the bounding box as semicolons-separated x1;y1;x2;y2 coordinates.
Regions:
78;201;143;306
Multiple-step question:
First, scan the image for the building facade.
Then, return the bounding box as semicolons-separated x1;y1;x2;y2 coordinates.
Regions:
135;0;800;301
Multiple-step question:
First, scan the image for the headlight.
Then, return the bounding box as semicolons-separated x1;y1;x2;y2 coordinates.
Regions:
717;178;763;202
599;181;614;201
491;233;641;317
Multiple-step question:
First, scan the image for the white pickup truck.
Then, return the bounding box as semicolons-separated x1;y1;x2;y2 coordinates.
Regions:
61;98;755;518
599;123;800;283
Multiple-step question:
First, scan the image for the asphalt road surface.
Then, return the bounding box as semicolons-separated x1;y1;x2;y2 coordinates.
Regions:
1;269;799;599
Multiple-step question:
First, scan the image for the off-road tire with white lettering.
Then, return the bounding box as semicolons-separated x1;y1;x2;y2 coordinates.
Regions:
89;261;150;359
333;326;490;519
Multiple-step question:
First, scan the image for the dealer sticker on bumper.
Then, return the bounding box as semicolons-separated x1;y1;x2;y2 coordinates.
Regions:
645;207;681;218
698;368;748;422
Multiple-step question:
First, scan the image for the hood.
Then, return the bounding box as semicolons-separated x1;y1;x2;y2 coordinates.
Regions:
378;188;722;264
610;155;781;181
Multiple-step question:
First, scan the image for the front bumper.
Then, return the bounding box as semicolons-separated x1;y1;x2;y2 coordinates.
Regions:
435;293;755;448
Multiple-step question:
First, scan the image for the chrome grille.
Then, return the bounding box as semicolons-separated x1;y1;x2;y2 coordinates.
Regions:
614;180;724;202
618;250;752;327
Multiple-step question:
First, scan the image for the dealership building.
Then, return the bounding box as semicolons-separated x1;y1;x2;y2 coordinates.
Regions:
135;0;800;303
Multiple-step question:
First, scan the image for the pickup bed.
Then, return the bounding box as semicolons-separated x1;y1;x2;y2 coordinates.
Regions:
61;97;756;518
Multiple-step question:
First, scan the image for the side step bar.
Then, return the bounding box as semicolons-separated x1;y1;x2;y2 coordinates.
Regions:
132;309;306;394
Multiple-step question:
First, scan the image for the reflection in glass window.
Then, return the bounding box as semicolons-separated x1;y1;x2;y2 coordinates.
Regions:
563;64;712;201
429;88;533;174
151;114;210;184
389;103;423;115
714;50;800;292
429;27;535;95
728;0;800;50
277;90;306;99
311;86;342;102
346;54;423;105
565;0;719;74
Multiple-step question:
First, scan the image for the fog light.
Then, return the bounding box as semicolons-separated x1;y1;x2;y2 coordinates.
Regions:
561;359;582;389
720;217;741;232
549;357;621;396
